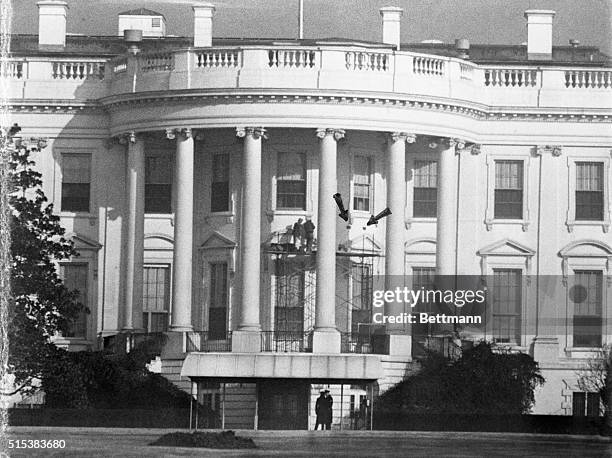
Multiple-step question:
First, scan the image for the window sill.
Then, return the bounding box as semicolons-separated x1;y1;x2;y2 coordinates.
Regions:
566;219;610;233
485;218;530;232
60;212;96;219
565;347;605;358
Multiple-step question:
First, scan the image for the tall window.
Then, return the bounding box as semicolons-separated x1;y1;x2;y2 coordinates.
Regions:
411;267;436;336
573;392;600;417
209;262;228;339
351;264;373;334
61;154;91;212
60;264;88;338
576;162;604;221
573;270;602;347
211;154;230;212
142;265;170;333
494;160;523;219
145;154;172;214
491;269;522;344
277;152;306;210
413;160;437;217
274;261;304;334
353;156;371;212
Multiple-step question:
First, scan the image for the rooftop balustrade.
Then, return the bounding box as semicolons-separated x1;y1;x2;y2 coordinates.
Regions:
6;44;611;110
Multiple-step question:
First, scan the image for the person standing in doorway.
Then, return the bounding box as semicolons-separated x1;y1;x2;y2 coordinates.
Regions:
303;217;315;253
315;390;327;430
323;389;333;430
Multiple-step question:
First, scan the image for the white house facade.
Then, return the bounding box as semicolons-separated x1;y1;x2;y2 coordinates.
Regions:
7;1;612;428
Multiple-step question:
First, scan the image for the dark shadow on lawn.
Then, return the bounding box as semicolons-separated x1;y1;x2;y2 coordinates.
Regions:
149;431;257;449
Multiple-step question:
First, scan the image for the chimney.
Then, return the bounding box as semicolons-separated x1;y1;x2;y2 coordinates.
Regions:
524;9;555;60
37;0;68;47
455;38;470;59
379;6;403;50
193;2;215;47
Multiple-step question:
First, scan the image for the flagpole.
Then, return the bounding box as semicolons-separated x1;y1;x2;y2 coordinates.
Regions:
298;0;304;39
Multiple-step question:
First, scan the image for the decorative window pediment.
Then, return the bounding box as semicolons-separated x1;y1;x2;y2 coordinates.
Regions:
477;239;536;279
338;234;382;255
404;238;436;255
200;231;236;250
200;231;236;272
559;240;612;286
67;232;102;251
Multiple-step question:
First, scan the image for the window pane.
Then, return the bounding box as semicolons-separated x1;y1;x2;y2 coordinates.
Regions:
492;269;522;343
413;161;437;217
143;266;170;312
575;162;604;221
573;392;586;417
61;183;90;212
62;155;91;212
573;271;602;347
587;393;600;417
211;154;230;212
61;264;88;338
209;263;228;339
145;155;172;214
277;153;306;209
274;261;305;334
411;267;436;336
353;156;371;212
494;161;523;219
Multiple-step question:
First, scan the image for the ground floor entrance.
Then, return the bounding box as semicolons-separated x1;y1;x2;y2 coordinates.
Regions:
258;380;310;430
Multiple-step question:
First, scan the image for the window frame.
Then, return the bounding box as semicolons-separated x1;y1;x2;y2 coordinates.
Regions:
142;263;171;333
566;156;611;233
275;151;307;211
58;262;90;340
412;159;438;219
406;154;438;229
208;261;229;339
485;155;531;231
269;146;313;218
569;269;604;349
210;152;231;214
350;153;375;215
490;268;523;345
60;152;92;215
144;151;173;215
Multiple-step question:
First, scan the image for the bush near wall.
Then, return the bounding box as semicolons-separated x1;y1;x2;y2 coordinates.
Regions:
8;408;191;428
373;412;604;435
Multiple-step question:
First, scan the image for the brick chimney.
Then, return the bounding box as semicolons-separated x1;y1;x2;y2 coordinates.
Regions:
37;0;68;48
379;6;403;50
193;1;215;47
524;9;556;60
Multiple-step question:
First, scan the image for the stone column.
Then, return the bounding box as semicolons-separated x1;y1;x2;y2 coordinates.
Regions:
313;128;344;353
385;132;415;356
232;127;266;352
123;131;145;331
435;138;462;276
170;129;194;331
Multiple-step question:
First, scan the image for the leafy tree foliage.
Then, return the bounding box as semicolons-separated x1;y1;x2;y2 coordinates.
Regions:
577;345;612;434
5;131;83;395
378;342;545;415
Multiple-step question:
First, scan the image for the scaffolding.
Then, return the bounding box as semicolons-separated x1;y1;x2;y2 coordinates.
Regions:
262;226;383;350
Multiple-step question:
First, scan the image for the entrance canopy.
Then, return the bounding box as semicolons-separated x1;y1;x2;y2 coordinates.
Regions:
181;353;383;382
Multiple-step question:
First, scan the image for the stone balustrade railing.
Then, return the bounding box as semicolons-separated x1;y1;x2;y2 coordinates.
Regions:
7;46;612;110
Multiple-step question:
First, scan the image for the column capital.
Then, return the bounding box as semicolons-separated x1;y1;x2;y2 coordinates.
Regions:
236;126;267;140
535;145;562;157
118;131;138;145
166;128;194;140
165;128;176;140
316;128;345;141
470;144;482;155
389;132;417;143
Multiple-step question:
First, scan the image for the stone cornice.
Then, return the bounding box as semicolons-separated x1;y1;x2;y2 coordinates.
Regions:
96;91;612;123
7;93;612;124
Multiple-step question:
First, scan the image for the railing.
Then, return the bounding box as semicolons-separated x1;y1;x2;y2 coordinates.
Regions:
52;61;105;80
340;333;389;354
413;56;445;76
112;57;127;74
260;331;313;352
459;62;474;80
139;52;174;72
564;70;612;89
483;67;538;87
3;60;25;79
414;335;462;360
102;332;166;356
196;50;240;68
345;51;389;71
185;331;232;352
269;49;317;68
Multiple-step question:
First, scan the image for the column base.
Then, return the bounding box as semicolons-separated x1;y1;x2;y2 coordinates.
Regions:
532;337;559;363
232;330;261;353
388;334;412;358
312;329;340;354
161;331;187;359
